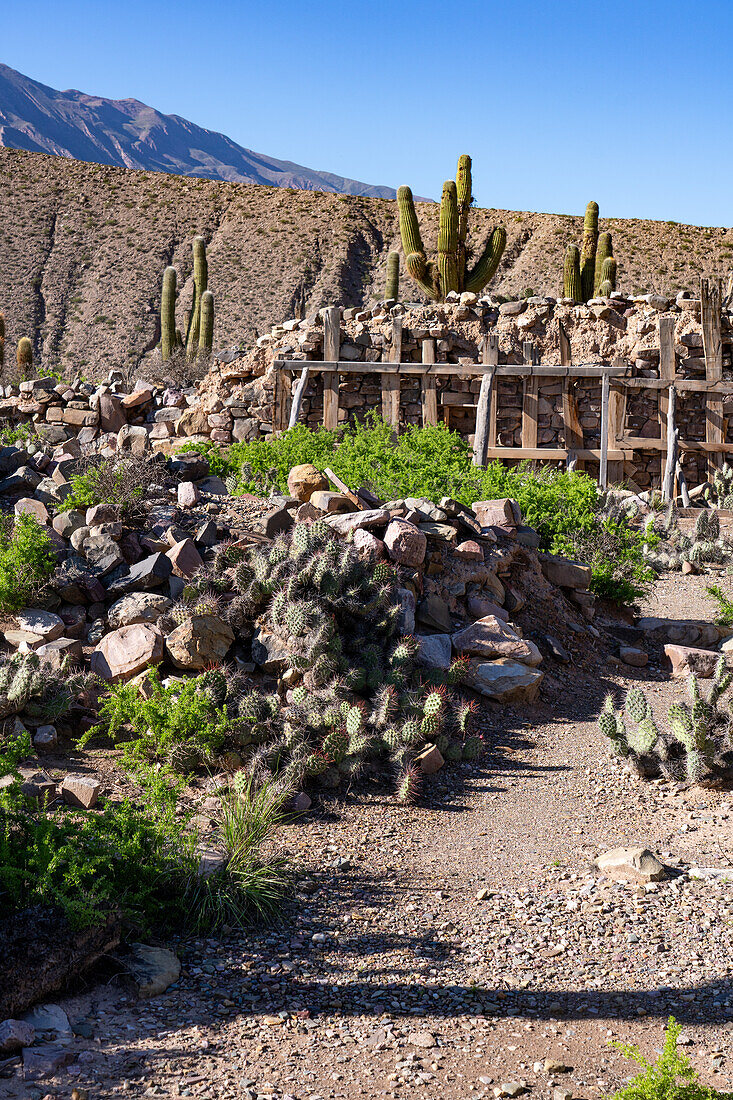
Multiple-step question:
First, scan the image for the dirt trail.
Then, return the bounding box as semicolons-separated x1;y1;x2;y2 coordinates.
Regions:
7;574;733;1100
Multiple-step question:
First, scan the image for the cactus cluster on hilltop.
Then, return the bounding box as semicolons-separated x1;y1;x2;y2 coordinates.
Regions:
397;155;506;302
599;656;733;784
183;520;480;799
563;202;617;302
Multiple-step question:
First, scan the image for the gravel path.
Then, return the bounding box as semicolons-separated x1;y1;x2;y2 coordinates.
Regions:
7;574;733;1100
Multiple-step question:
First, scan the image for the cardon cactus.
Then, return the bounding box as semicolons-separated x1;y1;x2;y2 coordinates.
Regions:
198;291;214;356
579;201;599;302
385;251;400;300
185;236;208;360
563;245;582;301
598;256;617;298
160;266;177;361
594;232;614;295
397;154;506;301
16;337;32;375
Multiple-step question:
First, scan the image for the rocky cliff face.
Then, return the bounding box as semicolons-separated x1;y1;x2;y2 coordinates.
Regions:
1;146;733;381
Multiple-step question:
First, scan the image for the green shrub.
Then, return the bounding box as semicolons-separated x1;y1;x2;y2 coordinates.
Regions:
0;753;288;933
0;514;55;612
611;1017;733;1100
706;583;733;626
180;418;649;604
83;668;249;770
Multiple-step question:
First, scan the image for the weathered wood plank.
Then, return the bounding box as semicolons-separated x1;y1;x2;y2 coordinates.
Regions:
607;356;626;484
274;360;627;378
701;276;724;476
421;339;437;427
485;447;628;461
288;366;309;429
322;307;341;431
600;372;610;489
521;341;539;449
473;335;497;467
382;318;402;425
662;385;678;502
658;315;676;444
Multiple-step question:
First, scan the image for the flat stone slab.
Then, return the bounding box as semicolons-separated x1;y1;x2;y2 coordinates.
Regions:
452;615;535;663
665;644;720;678
596;847;667;884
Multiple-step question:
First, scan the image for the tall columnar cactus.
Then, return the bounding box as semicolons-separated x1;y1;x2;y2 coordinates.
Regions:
397;155;506;301
385;251;400;300
160;266;177;362
579;201;599;303
186;236;208;361
16;337;32;375
563;245;582;301
594;231;613;294
198;290;214;356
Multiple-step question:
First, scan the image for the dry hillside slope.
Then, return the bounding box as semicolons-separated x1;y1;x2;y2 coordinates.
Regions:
1;147;733;378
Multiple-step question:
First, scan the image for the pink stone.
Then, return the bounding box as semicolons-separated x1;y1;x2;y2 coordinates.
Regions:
166;538;204;579
61;773;101;809
452;615;535;663
383;518;427;567
90;624;165;682
352;528;386;558
14;497;49;524
664;644;719;679
453;539;483;562
471;498;521;529
466;595;509;623
177;481;201;508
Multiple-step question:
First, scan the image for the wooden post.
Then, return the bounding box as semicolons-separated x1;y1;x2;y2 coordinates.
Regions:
322;307;340;430
662;385;678;502
521;340;539;449
559;321;583;471
382;317;402;426
701;276;723;477
599;371;610;489
658;315;676;444
486;334;499;448
607;356;626;484
473;335;497;467
421;338;437;426
288;366;310;428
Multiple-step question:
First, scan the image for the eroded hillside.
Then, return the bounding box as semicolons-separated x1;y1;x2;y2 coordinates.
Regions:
2;147;733;378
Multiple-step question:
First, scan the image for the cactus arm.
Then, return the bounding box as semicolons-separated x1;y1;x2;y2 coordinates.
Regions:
398;186;438;299
594;231;613;295
385;251;400;300
563;245;582;301
580;201;599;302
456;154;472;290
160;266;177;362
16;337;33;375
465;227;507;293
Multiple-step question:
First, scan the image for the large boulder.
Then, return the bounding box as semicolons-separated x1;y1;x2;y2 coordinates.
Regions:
665;644;720;678
287;464;329;502
595;847;667;884
538;553;592;590
472;498;521;529
466;658;544;703
91;625;165;682
165;615;234;670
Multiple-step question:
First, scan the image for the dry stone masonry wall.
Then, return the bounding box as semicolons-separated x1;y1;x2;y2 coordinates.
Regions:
3;289;733;490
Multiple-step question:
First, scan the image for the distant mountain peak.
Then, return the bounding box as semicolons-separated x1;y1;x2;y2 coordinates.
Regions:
0;61;397;198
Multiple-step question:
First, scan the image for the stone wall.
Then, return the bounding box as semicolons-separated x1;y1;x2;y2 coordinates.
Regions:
3;287;733;491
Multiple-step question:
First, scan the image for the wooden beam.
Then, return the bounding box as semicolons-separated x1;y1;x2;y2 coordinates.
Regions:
600;371;610;489
521;341;539;449
382;318;402;425
620;437;733;454
658;315;676;444
607;357;626;484
421;339;437;426
324;467;364;510
618;378;733;394
701;276;724;477
322;307;341;431
473;335;497;467
274;360;627;379
485;446;628;461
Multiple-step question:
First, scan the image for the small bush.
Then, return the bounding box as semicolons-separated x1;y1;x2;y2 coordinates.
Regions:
61;455;171;518
0;514;55;612
611;1017;733;1100
706;584;733;626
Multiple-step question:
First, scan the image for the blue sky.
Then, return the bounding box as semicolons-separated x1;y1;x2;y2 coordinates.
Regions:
3;0;731;225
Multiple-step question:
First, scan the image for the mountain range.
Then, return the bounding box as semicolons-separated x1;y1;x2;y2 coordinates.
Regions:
0;62;396;197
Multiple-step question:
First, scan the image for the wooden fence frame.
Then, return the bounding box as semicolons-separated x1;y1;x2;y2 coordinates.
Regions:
273;279;732;491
